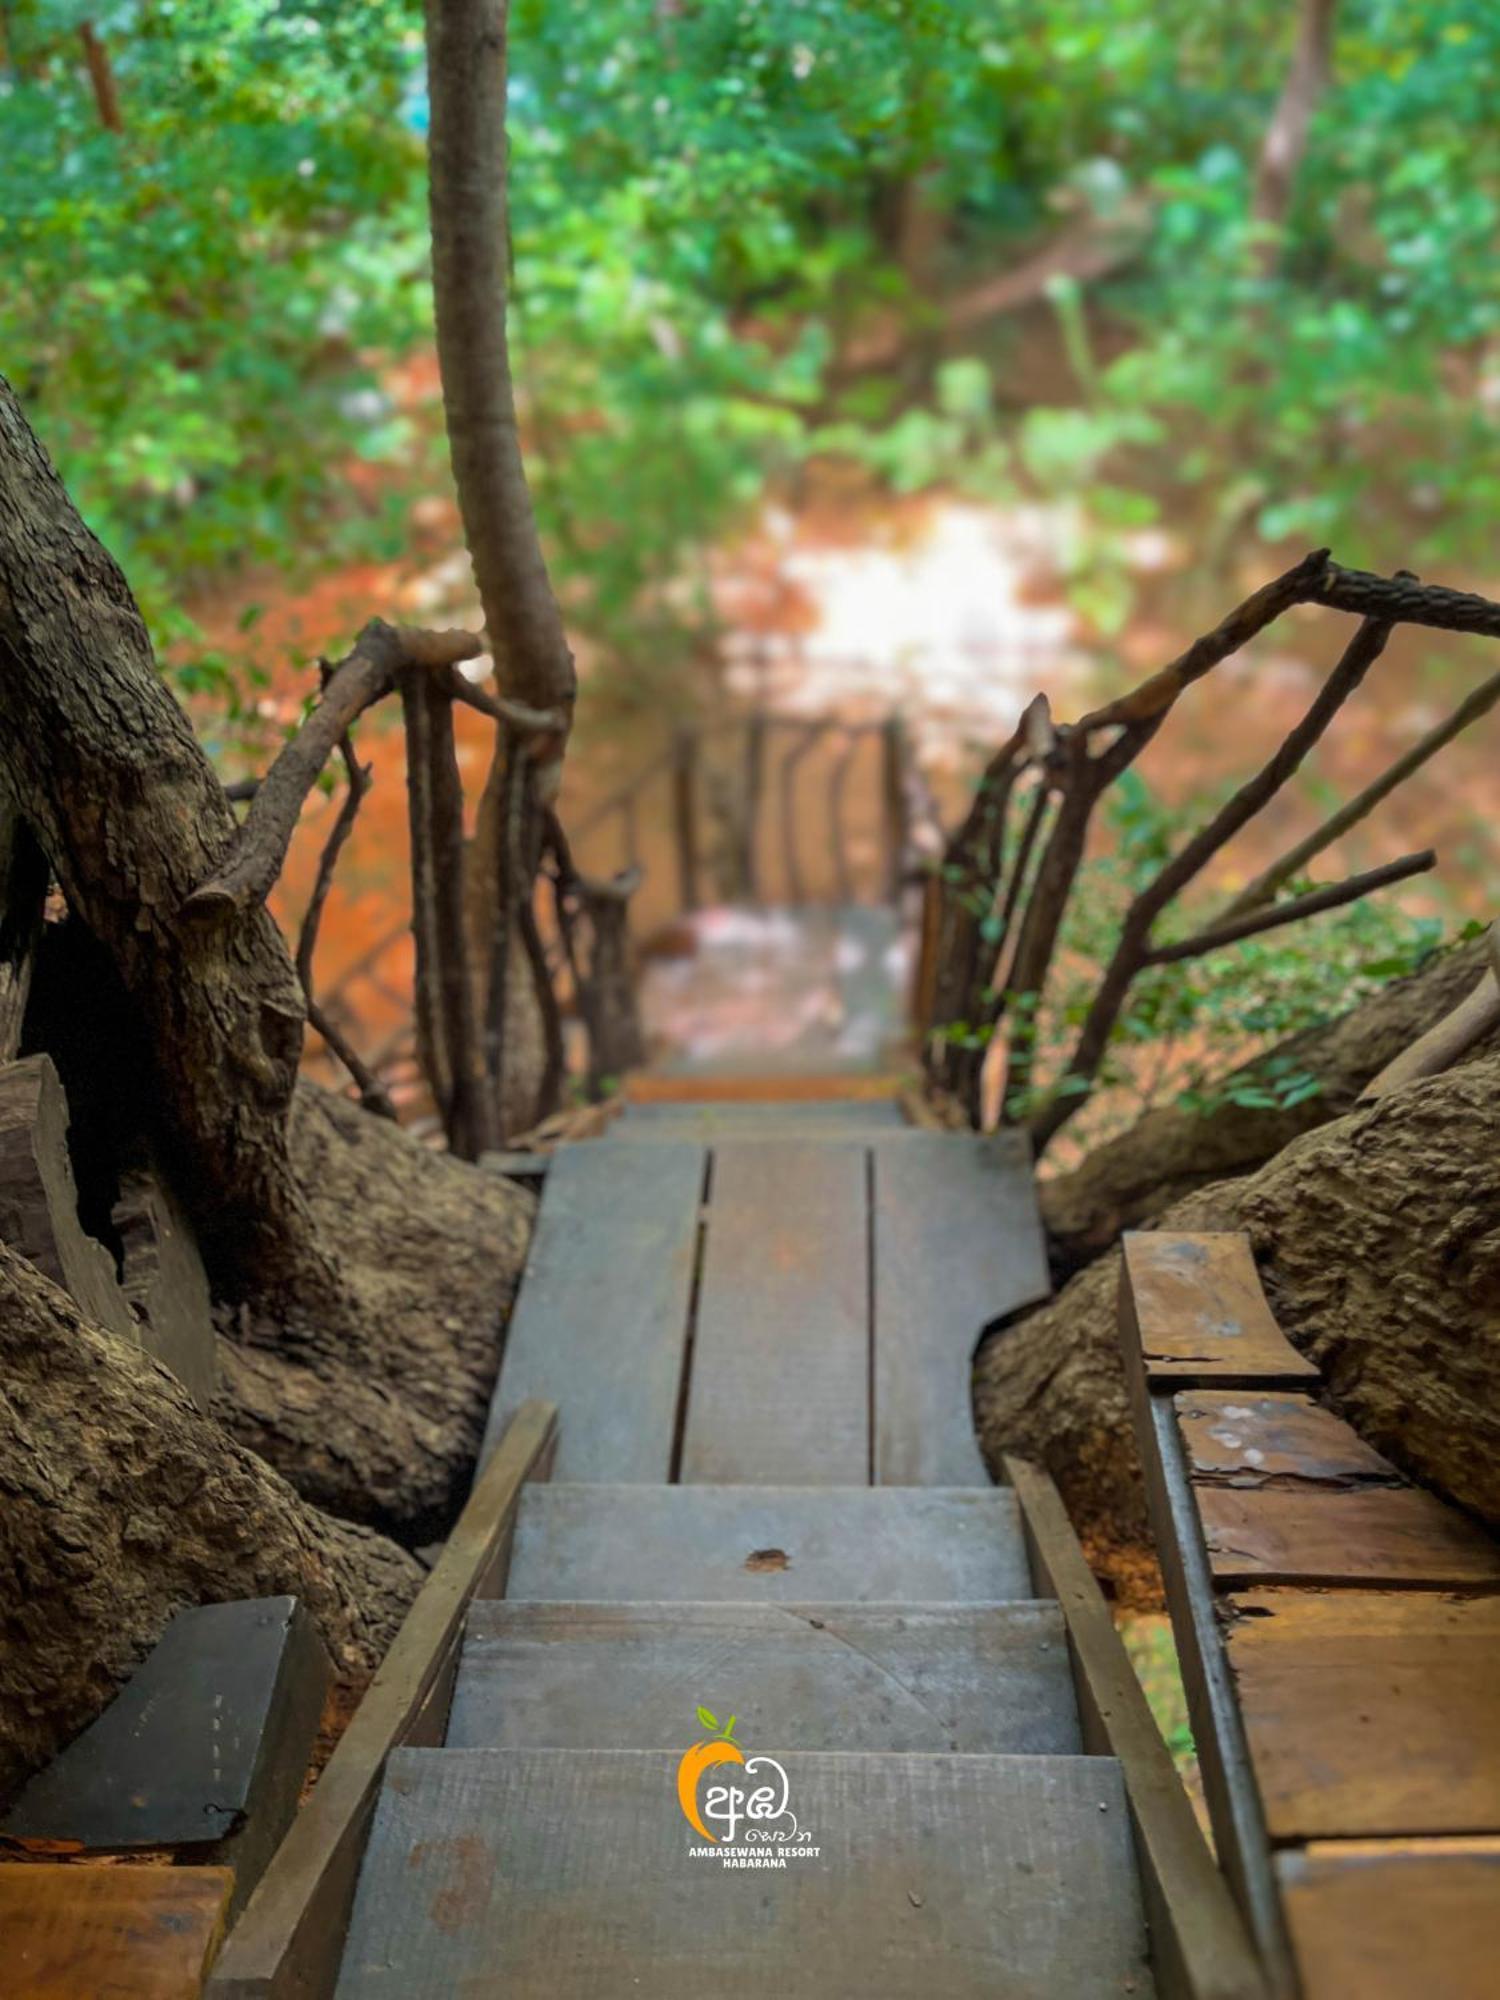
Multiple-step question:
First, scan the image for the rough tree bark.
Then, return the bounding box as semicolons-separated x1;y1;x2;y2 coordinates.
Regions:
0;374;535;1534
977;1045;1500;1604
426;0;579;1136
1039;936;1491;1276
0;1243;420;1797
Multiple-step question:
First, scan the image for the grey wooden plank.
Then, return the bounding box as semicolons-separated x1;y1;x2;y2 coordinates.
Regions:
506;1483;1031;1603
450;1599;1078;1755
481;1140;703;1479
874;1132;1050;1486
336;1747;1153;2000
621;1097;904;1127
680;1140;869;1485
3;1598;328;1918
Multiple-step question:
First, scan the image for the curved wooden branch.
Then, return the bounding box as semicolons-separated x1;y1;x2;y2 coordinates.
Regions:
425;0;576;795
185;622;481;916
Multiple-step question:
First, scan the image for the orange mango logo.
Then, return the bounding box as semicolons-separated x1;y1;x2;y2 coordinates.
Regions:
676;1708;743;1841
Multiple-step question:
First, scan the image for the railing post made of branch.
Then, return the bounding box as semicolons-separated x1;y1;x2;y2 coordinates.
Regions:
671;726;701;914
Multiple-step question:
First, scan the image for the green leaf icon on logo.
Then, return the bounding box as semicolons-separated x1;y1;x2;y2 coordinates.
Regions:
697;1706;719;1732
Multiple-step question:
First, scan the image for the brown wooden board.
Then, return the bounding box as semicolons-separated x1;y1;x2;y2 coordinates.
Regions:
1;1862;233;1999
334;1747;1152;2000
1173;1391;1401;1489
204;1401;556;2000
873;1133;1049;1485
482;1141;702;1481
1277;1838;1500;2000
1227;1588;1500;1840
3;1598;328;1918
679;1140;869;1485
1004;1455;1268;2000
1196;1484;1500;1590
449;1598;1079;1756
1120;1234;1318;1390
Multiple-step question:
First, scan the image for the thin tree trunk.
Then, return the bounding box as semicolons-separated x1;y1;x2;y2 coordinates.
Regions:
78;21;124;134
1251;0;1337;249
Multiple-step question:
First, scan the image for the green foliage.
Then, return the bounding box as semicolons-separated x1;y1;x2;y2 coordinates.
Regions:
4;0;1498;697
0;0;430;647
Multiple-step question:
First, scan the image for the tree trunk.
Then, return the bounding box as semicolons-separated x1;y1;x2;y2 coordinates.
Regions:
0;374;536;1535
0;1242;419;1799
0;372;318;1303
1039;937;1491;1278
977;1048;1500;1603
1251;0;1337;244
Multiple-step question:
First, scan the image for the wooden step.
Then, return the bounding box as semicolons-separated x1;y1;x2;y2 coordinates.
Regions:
449;1600;1079;1755
336;1748;1152;1999
618;1097;907;1132
505;1484;1030;1603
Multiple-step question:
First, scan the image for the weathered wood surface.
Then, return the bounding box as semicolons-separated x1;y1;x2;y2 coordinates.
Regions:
625;1071;903;1104
507;1483;1031;1603
1197;1483;1500;1589
482;1142;701;1480
204;1401;556;2000
1;1862;233;1999
874;1133;1049;1485
1227;1588;1500;1840
1277;1839;1500;2000
335;1748;1153;2000
112;1163;219;1407
1120;1233;1318;1387
3;1597;327;1916
680;1141;869;1484
619;1096;905;1129
1173;1390;1402;1487
449;1598;1078;1755
0;1052;138;1344
0;806;46;1063
1005;1456;1268;2000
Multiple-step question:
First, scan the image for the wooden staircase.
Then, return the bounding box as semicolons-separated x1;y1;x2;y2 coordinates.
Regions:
329;1102;1161;1997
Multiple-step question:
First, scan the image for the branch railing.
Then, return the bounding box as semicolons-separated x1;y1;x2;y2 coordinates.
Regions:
916;553;1500;1152
572;710;934;917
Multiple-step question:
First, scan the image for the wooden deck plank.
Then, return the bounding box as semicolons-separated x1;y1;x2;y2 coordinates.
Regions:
449;1599;1078;1755
679;1141;869;1485
506;1483;1031;1603
1196;1484;1500;1590
873;1133;1048;1485
1278;1839;1500;2000
1173;1390;1402;1488
1120;1234;1319;1388
335;1748;1153;2000
1226;1589;1500;1840
1;1863;233;2000
482;1142;702;1480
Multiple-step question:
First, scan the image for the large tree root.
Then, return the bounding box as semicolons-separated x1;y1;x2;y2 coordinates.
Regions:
1039;937;1494;1277
979;1050;1500;1603
0;1243;421;1797
213;1085;535;1538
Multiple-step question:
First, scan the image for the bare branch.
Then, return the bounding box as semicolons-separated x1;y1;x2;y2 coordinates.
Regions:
1143;848;1436;968
186;621;481;915
1309;563;1500;639
1075;548;1331;733
1034;612;1394;1145
1222;665;1500;918
305;998;399;1122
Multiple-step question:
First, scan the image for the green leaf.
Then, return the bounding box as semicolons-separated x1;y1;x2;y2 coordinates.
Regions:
696;1706;719;1733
